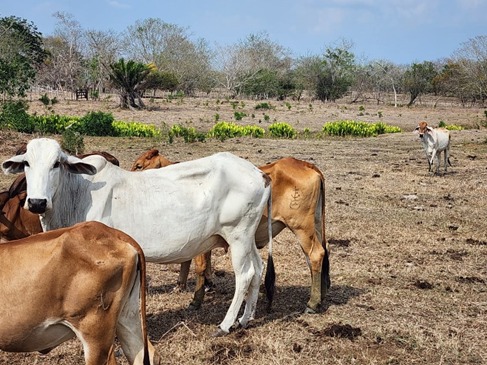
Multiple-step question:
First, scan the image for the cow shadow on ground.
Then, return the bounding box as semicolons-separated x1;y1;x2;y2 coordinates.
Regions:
146;277;365;340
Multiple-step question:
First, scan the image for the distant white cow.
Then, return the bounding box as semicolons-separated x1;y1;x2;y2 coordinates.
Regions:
414;121;451;174
2;138;273;336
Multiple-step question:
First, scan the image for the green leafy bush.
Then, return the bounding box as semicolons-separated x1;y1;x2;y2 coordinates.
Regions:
234;111;247;121
61;128;84;154
170;124;205;143
268;122;297;138
322;120;401;137
77;111;116;136
31;114;78;134
255;102;273;110
445;124;464;131
113;121;161;137
0;100;35;133
207;121;264;141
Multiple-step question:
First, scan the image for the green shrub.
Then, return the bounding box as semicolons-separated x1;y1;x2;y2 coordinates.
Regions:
255;102;273;110
61;128;84;154
207;121;264;141
268;122;297;138
322;120;402;137
0;100;35;133
445;124;464;131
31;114;78;134
170;124;205;143
113;121;161;137
77;111;116;136
438;120;464;130
234;111;247;121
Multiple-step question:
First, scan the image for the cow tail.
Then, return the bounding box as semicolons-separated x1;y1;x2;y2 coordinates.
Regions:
264;186;275;312
320;174;331;291
135;245;151;365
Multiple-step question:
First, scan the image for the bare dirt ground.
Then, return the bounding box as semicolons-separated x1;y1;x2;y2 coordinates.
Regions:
1;95;486;364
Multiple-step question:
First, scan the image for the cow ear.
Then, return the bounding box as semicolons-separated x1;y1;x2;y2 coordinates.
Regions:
148;149;159;159
426;126;433;132
413;126;420;134
64;155;97;175
2;155;26;174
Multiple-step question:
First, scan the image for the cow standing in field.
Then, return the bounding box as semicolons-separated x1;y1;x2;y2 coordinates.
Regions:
2;138;273;336
0;151;119;242
131;149;330;314
0;221;161;365
414;121;452;174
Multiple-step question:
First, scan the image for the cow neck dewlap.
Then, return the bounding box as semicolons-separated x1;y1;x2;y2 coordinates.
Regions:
46;171;91;230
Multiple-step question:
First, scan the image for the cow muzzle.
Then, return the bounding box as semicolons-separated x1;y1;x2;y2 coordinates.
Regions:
28;198;48;214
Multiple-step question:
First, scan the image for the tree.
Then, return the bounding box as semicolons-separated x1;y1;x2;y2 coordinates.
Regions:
350;60;404;106
403;61;437;106
140;65;178;96
109;59;150;109
122;18;214;95
293;55;323;100
49;12;85;91
84;29;122;96
315;41;356;102
452;35;487;104
214;32;292;97
0;16;47;97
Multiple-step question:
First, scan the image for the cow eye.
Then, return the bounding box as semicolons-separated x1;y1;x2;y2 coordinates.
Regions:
53;161;60;168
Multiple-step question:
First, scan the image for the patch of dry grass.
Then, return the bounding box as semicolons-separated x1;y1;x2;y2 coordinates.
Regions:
0;96;486;364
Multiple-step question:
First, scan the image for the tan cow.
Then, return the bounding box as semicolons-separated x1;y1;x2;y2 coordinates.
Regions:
131;148;176;171
131;149;330;313
0;221;161;365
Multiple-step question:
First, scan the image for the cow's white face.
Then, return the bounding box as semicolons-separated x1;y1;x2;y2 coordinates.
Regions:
2;138;97;214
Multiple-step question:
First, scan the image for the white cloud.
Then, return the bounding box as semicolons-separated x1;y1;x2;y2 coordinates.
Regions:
107;0;130;9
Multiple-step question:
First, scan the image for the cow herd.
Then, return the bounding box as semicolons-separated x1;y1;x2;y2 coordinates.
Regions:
0;121;450;364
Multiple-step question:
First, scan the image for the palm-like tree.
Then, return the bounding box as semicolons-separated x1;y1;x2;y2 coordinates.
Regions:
109;58;150;109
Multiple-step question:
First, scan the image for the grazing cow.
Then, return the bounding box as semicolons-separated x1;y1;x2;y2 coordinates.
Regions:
414;121;451;174
2;138;273;336
0;221;160;365
132;149;330;313
0;151;119;242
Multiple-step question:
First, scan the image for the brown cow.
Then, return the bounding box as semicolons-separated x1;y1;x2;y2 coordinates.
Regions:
130;149;175;171
0;221;161;365
0;174;42;242
131;149;330;313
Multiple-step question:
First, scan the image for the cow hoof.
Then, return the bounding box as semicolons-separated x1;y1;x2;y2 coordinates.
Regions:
188;301;202;310
211;327;229;337
304;306;318;314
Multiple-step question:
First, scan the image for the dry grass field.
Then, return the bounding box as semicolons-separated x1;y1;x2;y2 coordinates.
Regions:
0;95;486;364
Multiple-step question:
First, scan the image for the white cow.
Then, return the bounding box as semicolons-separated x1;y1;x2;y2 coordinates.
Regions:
414;121;451;174
2;138;273;336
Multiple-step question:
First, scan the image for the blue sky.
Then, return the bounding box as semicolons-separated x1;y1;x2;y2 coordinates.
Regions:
2;0;485;65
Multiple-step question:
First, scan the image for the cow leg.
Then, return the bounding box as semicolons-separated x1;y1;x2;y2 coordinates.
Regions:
189;252;211;309
214;240;257;335
116;271;160;365
238;247;263;328
76;320;117;365
294;230;325;313
177;260;191;291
